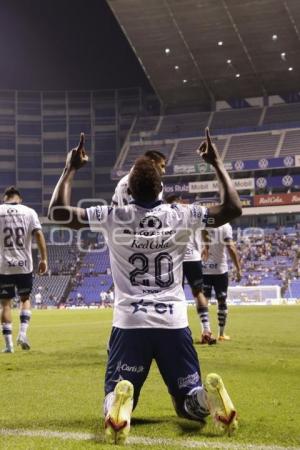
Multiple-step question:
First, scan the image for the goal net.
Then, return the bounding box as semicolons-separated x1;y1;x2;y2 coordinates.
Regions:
227;285;282;305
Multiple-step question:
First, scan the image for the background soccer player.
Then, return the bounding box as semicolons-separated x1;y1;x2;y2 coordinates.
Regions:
112;150;166;206
166;195;216;345
48;128;242;444
0;187;48;353
202;224;242;341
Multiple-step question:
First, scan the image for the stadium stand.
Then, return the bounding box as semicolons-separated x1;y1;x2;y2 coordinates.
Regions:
158;111;211;138
0;88;141;214
132;115;159;134
172;137;228;165
279;129;300;156
122;142;174;169
68;275;113;306
115;102;300;170
211;108;262;131
225;132;279;160
263;103;300;128
31;275;71;307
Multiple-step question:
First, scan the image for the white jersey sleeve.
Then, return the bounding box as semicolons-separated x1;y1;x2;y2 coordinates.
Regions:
86;202;207;329
0;204;42;275
223;223;233;241
30;210;42;234
112;174;132;207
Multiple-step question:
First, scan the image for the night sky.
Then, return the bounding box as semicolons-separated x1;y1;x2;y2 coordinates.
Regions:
0;0;152;91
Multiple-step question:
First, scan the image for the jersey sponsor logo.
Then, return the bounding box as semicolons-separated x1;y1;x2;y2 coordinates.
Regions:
203;263;218;270
7;208;18;215
131;239;169;250
178;372;200;389
131;299;174;315
139;215;162;229
142;289;160;294
116;360;144;374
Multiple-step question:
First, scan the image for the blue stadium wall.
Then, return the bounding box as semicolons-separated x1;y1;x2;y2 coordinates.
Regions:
0;89;142;215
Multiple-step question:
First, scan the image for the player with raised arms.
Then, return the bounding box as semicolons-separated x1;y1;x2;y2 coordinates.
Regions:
0;187;48;353
48;128;242;444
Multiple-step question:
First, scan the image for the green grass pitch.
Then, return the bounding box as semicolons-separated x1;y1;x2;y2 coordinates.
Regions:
0;305;299;449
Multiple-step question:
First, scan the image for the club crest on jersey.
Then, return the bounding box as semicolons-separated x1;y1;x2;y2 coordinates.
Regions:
7;208;18;215
139;215;162;229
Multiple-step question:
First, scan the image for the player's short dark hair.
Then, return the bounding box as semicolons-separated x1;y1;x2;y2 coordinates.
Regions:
165;194;181;204
129;156;162;203
3;186;22;200
144;150;166;162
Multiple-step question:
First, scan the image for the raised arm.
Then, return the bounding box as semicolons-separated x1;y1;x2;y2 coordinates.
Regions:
48;133;88;229
34;229;48;275
198;128;242;227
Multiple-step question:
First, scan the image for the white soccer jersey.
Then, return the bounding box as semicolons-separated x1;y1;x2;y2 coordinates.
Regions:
87;202;207;329
184;228;201;262
100;291;107;302
0;203;42;275
112;172;163;207
202;223;233;275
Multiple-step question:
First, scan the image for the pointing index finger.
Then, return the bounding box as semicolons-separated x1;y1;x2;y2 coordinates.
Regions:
205;127;211;145
78;132;85;150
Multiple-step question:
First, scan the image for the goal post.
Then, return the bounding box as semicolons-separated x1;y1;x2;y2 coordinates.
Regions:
227;285;282;305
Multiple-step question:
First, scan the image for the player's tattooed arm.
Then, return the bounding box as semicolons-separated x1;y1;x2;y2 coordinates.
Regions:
198;128;242;227
48;133;89;229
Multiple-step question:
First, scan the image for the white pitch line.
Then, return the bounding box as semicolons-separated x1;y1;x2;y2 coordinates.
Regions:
0;428;299;450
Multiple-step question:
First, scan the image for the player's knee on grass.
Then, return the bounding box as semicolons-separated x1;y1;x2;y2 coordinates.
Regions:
171;389;209;422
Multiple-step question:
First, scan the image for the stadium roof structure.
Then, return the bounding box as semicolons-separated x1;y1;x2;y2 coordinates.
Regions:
107;0;300;110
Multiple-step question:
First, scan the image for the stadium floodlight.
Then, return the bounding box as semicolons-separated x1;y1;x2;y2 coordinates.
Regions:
182;79;187;83
227;59;232;64
218;41;223;46
281;52;286;59
174;65;179;70
288;66;293;71
272;34;278;41
235;73;240;78
165;48;170;54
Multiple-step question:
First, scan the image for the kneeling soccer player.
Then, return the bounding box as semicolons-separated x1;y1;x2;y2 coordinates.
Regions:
48;128;241;444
